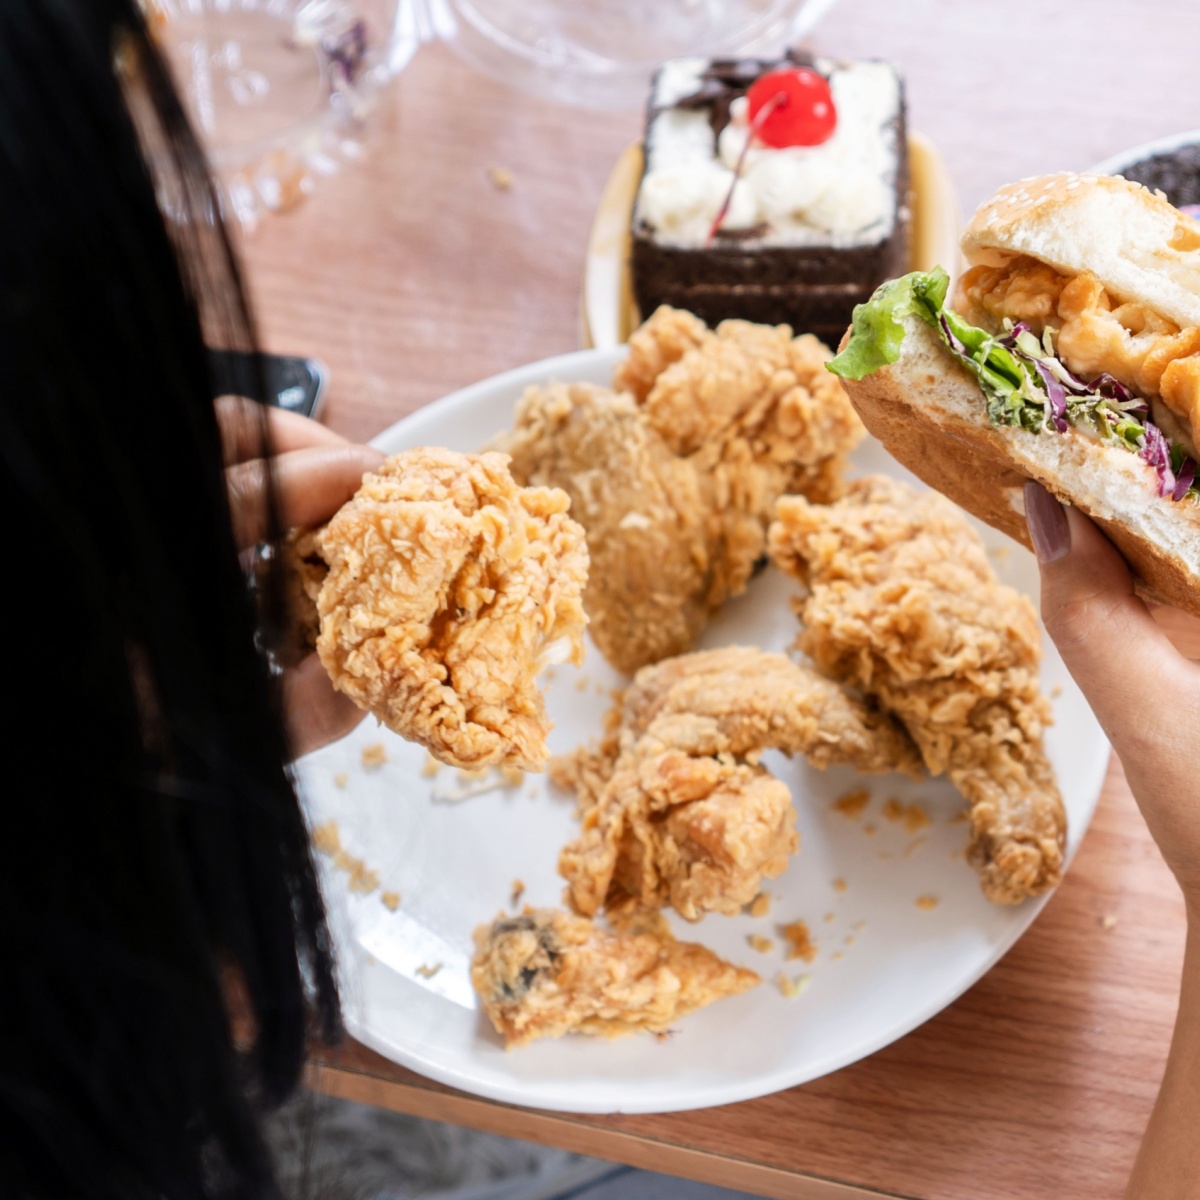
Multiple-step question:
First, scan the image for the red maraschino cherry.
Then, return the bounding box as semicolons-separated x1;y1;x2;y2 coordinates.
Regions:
747;67;837;148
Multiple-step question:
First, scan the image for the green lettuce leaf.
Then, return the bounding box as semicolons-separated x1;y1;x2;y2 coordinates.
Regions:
826;266;1046;433
825;268;947;381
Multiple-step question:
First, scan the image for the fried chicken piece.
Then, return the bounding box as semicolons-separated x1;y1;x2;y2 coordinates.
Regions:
315;448;588;771
556;647;921;921
279;525;326;659
613;305;707;403
619;646;923;775
471;907;759;1047
496;306;863;673
498;382;713;676
768;476;1067;904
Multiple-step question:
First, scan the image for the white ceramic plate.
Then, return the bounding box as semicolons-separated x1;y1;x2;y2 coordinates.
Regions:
297;346;1109;1115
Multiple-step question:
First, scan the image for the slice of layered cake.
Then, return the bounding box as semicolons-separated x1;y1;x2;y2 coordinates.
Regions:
630;53;909;344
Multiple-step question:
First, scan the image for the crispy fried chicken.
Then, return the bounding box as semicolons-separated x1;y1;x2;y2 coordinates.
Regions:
555;646;922;921
496;306;863;673
314;448;588;771
471;907;758;1047
768;476;1066;904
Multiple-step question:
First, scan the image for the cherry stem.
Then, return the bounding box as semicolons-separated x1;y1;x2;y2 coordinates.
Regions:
706;90;787;246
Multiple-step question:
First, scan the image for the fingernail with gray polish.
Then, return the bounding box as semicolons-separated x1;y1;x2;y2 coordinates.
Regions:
1024;480;1070;563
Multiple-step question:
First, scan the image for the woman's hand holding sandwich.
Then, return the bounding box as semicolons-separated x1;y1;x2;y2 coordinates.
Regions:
1025;480;1200;1200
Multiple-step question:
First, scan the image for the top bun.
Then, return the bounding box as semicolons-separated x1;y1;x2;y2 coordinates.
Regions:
961;172;1200;329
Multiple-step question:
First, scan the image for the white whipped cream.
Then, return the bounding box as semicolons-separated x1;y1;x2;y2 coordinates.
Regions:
636;58;902;248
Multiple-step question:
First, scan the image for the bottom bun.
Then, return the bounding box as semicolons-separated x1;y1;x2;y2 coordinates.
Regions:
841;314;1200;618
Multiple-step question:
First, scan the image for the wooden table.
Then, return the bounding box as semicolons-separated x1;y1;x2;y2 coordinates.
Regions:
240;3;1200;1196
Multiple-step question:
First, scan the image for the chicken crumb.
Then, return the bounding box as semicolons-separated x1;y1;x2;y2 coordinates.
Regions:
903;837;927;858
844;934;855;946
1100;914;1118;931
832;878;847;893
884;798;930;832
654;1030;674;1043
333;772;348;789
487;165;514;191
415;963;444;979
832;788;871;818
747;934;775;954
420;754;440;778
748;893;771;918
916;894;939;911
824;912;836;923
500;765;524;786
781;920;817;962
381;891;401;911
311;820;341;856
346;861;380;895
510;879;526;906
830;951;844;962
904;805;931;833
457;767;488;783
776;972;812;1000
361;743;387;768
1050;684;1063;699
575;677;589;693
863;823;877;835
852;920;866;932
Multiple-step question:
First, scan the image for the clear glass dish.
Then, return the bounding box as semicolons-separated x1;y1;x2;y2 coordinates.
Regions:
425;0;839;110
152;0;421;227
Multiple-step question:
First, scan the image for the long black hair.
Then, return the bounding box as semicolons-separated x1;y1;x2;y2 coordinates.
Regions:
0;2;340;1197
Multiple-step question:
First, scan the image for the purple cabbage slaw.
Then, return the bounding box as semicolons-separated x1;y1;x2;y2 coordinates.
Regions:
993;321;1197;501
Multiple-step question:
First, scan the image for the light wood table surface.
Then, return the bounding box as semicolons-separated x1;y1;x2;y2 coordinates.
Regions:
240;4;1200;1196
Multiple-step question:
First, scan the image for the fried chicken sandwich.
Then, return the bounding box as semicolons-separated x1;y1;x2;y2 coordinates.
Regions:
828;172;1200;615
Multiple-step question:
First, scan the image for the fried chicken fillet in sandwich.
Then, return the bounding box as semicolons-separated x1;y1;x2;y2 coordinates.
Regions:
829;171;1200;615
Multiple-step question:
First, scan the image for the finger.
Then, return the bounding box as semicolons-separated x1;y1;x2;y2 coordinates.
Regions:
216;397;348;463
1025;480;1199;746
265;407;348;453
282;653;366;758
227;445;384;548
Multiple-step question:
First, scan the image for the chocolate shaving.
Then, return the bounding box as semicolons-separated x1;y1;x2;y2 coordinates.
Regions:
704;59;763;86
672;79;729;110
711;93;739;143
785;46;818;68
713;221;770;242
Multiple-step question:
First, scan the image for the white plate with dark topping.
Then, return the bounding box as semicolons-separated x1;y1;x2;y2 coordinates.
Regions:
297;346;1108;1115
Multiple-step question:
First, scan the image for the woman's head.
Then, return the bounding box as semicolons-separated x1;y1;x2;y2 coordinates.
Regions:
0;2;338;1196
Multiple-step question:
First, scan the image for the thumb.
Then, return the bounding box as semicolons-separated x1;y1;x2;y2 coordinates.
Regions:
1024;479;1192;752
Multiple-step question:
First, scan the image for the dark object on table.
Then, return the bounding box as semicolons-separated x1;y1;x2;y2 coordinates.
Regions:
209;348;328;419
1111;141;1200;209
